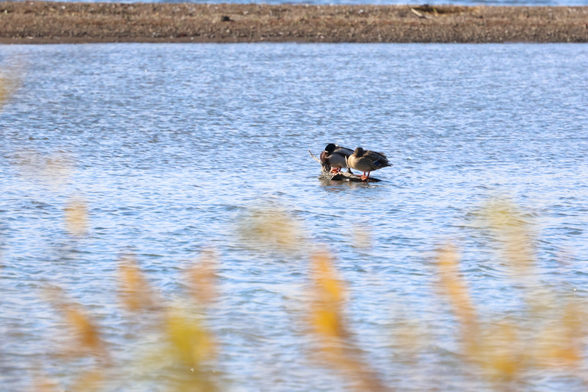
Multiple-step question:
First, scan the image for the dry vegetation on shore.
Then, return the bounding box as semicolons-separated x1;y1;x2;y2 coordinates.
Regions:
0;2;587;44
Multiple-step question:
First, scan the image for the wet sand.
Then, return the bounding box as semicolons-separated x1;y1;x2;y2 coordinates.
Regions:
0;2;587;44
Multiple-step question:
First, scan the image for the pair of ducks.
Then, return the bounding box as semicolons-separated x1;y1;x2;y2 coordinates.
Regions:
320;143;391;181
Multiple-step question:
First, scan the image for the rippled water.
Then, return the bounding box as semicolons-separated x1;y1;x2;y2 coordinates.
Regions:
1;43;588;391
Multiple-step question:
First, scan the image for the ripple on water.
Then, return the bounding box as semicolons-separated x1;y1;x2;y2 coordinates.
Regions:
0;43;587;391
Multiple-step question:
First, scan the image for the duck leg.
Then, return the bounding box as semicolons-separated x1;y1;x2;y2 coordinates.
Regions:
361;172;368;181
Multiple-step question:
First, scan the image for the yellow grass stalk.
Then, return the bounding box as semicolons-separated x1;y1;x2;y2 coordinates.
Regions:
165;311;217;368
483;199;536;276
32;374;59;392
307;251;389;392
47;288;107;358
0;72;9;109
186;250;219;307
238;205;304;253
436;245;480;353
64;197;89;237
0;64;21;111
66;370;105;392
534;302;585;369
479;321;522;382
309;251;347;343
117;254;157;312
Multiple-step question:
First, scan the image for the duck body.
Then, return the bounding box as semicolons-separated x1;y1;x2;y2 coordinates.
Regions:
320;144;354;174
347;147;391;180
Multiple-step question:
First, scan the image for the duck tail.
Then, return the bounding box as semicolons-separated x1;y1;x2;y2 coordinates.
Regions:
374;160;391;169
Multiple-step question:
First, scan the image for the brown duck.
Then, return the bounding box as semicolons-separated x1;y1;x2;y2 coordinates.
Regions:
346;147;391;181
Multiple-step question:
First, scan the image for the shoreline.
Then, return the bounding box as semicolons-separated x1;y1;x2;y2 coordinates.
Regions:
0;2;587;44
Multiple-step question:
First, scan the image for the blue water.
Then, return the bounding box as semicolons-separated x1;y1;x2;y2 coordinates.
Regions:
1;43;588;391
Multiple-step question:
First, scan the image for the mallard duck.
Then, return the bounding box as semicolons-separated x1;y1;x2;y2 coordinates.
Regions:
347;147;391;181
320;144;355;174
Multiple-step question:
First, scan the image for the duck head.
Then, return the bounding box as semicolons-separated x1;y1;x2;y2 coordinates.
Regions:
354;147;365;157
324;144;337;154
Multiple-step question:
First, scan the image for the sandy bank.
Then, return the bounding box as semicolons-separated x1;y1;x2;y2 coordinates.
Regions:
1;2;587;44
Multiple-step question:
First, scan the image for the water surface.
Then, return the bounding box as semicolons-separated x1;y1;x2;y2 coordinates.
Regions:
1;43;588;391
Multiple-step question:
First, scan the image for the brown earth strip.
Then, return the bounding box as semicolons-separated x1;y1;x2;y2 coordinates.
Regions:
0;2;587;44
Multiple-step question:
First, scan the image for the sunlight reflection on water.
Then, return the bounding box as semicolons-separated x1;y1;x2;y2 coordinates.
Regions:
0;43;587;391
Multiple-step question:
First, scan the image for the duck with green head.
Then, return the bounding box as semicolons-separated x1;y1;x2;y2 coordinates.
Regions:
320;144;355;174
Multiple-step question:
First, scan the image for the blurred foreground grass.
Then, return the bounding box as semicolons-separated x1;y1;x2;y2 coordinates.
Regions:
2;67;587;392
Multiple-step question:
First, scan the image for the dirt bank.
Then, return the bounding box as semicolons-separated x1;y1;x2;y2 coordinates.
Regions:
0;2;587;44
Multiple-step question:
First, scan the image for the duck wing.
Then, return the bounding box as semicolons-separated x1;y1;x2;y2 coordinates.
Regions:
349;155;386;172
364;150;391;169
333;145;354;157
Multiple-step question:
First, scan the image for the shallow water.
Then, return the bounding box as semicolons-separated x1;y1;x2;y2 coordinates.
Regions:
1;43;588;391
